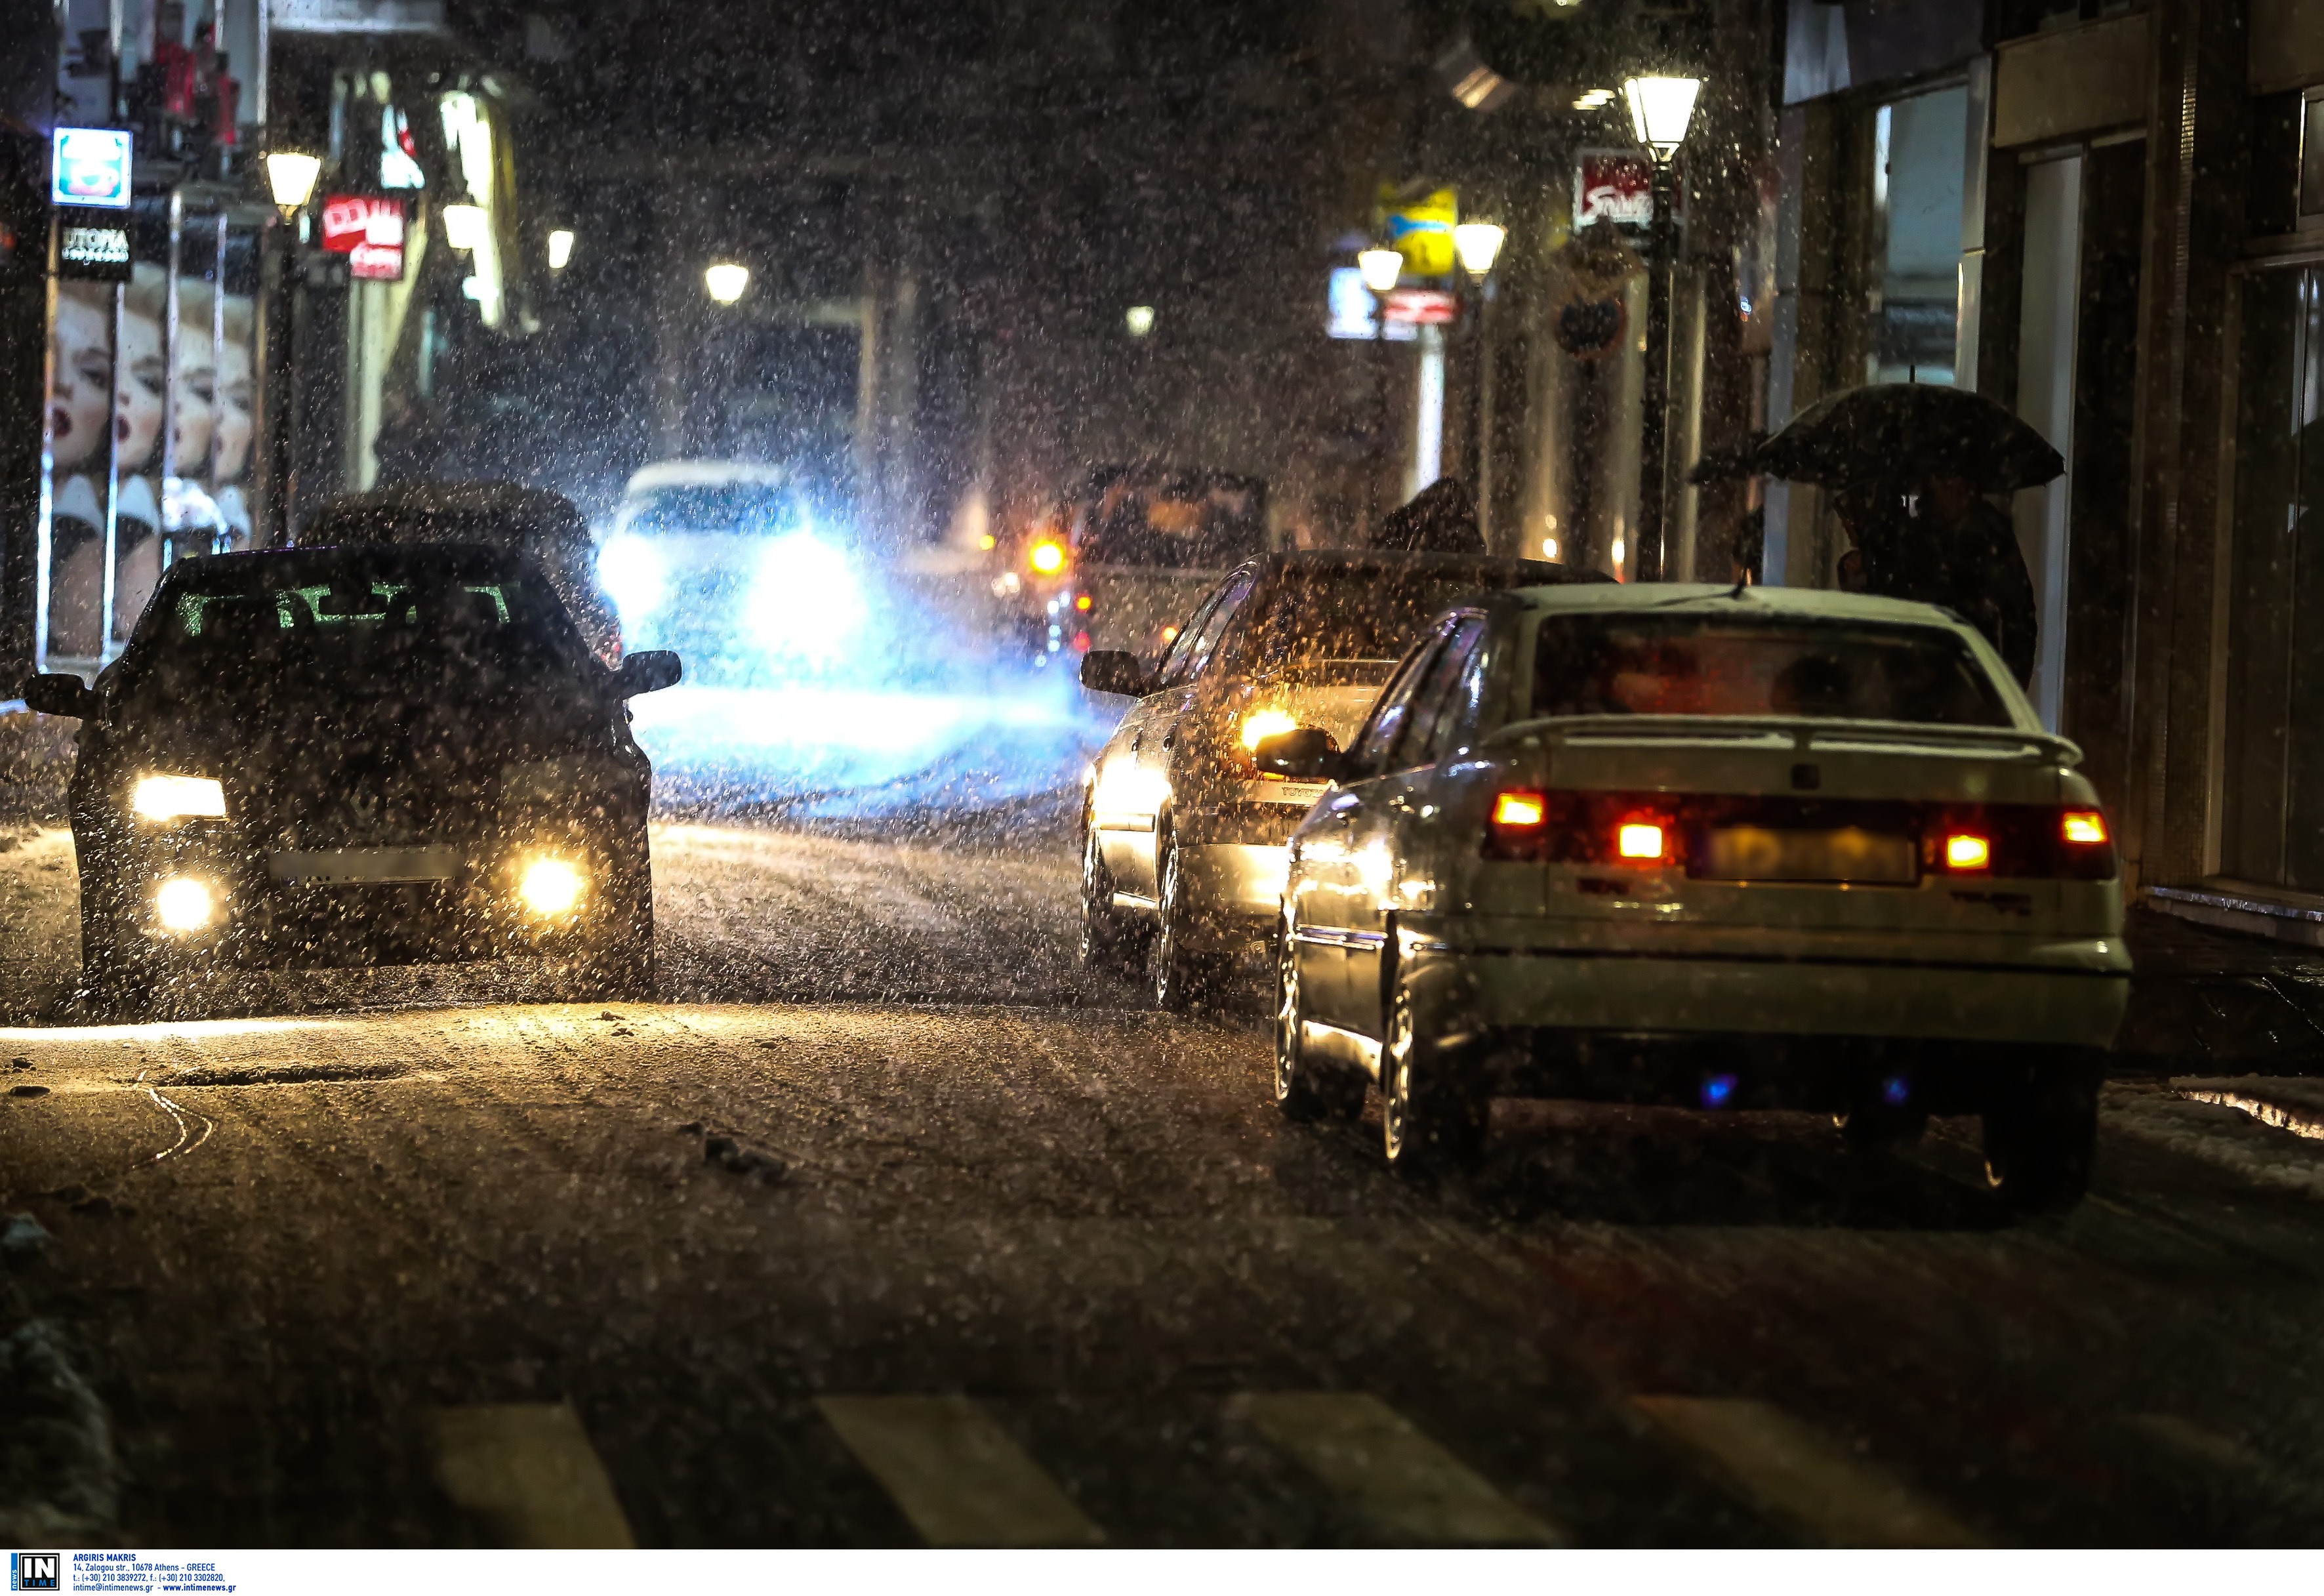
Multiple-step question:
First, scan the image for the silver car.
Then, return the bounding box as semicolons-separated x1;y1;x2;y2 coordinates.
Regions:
1076;550;1595;1008
1261;582;2128;1210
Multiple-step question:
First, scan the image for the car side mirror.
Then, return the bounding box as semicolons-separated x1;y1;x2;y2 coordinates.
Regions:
1080;649;1151;697
612;649;682;697
20;672;96;720
1253;727;1343;782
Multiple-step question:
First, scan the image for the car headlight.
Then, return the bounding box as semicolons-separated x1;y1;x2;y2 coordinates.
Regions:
1240;707;1301;752
154;876;216;932
596;535;668;626
132;774;226;821
518;856;587;917
747;531;865;665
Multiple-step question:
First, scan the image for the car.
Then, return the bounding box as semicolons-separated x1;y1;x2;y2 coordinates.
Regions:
594;459;859;680
1258;581;2129;1210
1076;549;1601;1009
17;543;683;1019
998;465;1270;666
300;481;624;666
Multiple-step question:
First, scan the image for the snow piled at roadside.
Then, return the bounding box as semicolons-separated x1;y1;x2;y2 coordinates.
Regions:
2106;1084;2324;1200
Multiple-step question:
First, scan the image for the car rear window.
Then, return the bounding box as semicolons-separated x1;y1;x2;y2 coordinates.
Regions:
1245;564;1549;670
125;549;589;708
1530;612;2012;727
619;484;796;536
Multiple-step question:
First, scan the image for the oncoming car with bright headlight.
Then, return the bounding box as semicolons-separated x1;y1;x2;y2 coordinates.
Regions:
1076;550;1599;1009
1259;583;2129;1212
597;460;862;680
18;544;682;1018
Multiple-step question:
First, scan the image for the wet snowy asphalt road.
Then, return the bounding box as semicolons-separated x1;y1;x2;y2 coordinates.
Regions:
5;821;2324;1546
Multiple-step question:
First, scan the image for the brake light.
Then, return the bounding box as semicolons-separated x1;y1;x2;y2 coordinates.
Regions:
1492;790;1547;828
1944;832;1991;871
1618;822;1667;860
2062;810;2108;845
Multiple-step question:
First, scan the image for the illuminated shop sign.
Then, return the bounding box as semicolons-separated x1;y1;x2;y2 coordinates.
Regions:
319;194;407;280
51;127;133;210
1575;150;1653;228
58;222;133;281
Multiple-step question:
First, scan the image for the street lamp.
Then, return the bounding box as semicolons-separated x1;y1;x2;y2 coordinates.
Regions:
264;150;321;222
1454;222;1509;543
547;228;575;271
1453;222;1505;281
1624;72;1701;583
704;261;750;304
260;149;321;547
1357;247;1404;295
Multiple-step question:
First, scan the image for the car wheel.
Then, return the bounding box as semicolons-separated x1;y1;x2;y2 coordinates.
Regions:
79;870;163;1021
1078;822;1142;975
567;851;657;1002
1274;927;1359;1122
1381;975;1486;1171
1149;832;1227;1012
1982;1061;2101;1214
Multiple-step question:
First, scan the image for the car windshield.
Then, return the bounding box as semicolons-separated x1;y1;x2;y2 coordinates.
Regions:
119;547;592;711
1245;563;1549;672
621;483;795;536
1531;612;2014;726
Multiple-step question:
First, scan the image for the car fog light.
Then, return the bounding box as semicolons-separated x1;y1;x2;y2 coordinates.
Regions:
154;876;214;932
518;857;586;916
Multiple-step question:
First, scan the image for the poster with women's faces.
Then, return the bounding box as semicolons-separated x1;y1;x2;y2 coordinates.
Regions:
45;280;114;658
113;259;169;640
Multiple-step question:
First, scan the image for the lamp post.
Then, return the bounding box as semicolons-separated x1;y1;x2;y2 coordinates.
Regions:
1454;221;1507;544
260;151;321;546
1623;73;1701;583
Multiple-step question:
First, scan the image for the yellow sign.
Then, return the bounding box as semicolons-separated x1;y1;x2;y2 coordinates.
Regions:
1383;186;1458;279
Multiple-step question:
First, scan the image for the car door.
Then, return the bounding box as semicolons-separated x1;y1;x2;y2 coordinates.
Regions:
1291;619;1456;1031
1335;614;1490;1038
1101;569;1257;901
1093;583;1222;901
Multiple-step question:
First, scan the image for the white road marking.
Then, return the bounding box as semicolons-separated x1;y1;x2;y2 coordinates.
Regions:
428;1402;636;1547
817;1394;1105;1546
1634;1395;1979;1547
1233;1391;1559;1545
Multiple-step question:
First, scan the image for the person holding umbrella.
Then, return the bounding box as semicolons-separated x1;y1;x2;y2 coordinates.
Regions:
1753;384;2060;687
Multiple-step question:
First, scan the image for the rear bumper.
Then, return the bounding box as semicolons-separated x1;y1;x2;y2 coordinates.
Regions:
1177;841;1290;946
1447;948;2127;1047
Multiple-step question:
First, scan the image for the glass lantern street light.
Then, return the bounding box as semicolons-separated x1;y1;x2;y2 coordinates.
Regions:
704;262;750;304
547;228;575;270
264;150;321;222
1356;247;1404;295
1622;75;1702;163
1452;222;1507;282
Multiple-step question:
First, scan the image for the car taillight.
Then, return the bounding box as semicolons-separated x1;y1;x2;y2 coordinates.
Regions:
2062;810;2108;845
1617;821;1667;861
1492;790;1547;829
1943;832;1991;870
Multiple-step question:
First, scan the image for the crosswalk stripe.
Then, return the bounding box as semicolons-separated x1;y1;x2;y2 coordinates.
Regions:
817;1394;1105;1546
1634;1395;1979;1547
1233;1391;1560;1545
427;1402;636;1548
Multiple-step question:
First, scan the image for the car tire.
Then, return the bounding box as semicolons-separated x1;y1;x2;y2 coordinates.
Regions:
1381;975;1486;1171
567;845;657;1002
1274;928;1360;1122
1078;822;1142;975
1149;832;1228;1012
1982;1061;2101;1214
79;870;164;1021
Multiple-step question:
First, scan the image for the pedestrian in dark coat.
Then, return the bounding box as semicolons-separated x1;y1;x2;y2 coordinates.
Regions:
1829;476;2037;687
1374;477;1484;554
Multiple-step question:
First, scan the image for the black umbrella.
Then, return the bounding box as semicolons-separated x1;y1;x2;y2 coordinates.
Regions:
1686;430;1766;485
1754;383;2064;492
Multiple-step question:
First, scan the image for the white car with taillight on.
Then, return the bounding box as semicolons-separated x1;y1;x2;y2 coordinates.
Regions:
1259;582;2129;1212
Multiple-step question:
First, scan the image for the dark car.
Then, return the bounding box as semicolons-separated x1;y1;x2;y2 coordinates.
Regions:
300;481;625;666
18;544;682;1018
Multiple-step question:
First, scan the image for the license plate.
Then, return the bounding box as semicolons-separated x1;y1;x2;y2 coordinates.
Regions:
270;846;460;885
1698;827;1917;884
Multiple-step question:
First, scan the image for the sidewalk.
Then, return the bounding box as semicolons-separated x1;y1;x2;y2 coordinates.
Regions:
2117;907;2324;1080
